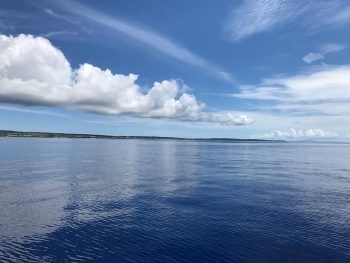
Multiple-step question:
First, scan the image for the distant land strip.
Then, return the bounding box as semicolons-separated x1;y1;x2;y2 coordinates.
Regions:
0;130;284;142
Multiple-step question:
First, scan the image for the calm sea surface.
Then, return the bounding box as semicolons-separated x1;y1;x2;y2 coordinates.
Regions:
0;138;350;262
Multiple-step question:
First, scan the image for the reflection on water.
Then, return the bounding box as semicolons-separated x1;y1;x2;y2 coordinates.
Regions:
0;138;350;262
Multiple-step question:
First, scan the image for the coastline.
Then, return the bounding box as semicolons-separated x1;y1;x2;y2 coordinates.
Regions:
0;130;283;142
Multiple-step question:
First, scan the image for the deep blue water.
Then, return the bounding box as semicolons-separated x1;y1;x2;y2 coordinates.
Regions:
0;138;350;263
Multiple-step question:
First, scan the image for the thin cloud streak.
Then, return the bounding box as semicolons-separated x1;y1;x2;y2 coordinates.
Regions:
55;0;233;82
0;105;70;118
303;43;347;64
41;31;78;38
45;8;80;24
229;65;350;135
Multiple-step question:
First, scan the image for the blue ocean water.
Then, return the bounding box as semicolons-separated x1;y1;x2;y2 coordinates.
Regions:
0;138;350;263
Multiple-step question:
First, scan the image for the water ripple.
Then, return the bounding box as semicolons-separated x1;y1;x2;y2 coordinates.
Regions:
0;139;350;262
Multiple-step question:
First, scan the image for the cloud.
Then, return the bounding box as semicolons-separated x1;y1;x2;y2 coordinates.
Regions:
303;43;347;64
231;65;350;117
0;34;252;125
0;9;32;32
252;128;338;139
0;9;32;20
0;105;69;118
40;31;78;38
320;43;347;54
302;53;324;64
44;8;80;24
225;0;350;41
51;1;233;82
229;64;350;138
224;0;294;42
0;20;11;31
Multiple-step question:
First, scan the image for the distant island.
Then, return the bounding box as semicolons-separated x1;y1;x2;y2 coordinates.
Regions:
0;130;283;142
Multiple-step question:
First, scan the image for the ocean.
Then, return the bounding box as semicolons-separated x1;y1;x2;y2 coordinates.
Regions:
0;138;349;262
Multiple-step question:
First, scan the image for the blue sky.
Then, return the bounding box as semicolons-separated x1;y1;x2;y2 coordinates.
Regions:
0;0;349;139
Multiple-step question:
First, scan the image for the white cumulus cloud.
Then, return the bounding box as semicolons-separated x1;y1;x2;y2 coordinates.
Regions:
0;34;252;125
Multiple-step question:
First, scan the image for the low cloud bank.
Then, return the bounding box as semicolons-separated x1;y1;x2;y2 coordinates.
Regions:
0;34;252;125
252;128;338;139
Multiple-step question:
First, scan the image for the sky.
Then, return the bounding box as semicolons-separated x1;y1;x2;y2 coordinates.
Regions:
0;0;349;139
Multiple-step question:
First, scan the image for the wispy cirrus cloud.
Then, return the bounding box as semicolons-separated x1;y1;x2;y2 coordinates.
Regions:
320;43;348;54
44;8;80;24
232;66;350;101
0;9;32;20
0;9;33;33
224;0;350;42
224;0;294;42
50;0;233;82
303;43;347;64
0;20;11;31
0;34;252;125
302;53;325;64
231;65;350;116
0;105;69;118
228;66;350;137
40;30;78;39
